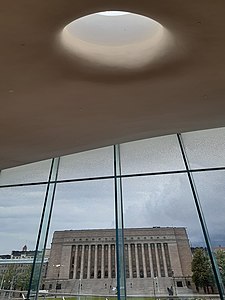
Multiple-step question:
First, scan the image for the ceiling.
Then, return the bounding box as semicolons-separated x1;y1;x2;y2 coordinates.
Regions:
0;0;225;169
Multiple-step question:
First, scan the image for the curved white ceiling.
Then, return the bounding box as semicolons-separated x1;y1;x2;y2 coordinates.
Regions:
0;1;225;169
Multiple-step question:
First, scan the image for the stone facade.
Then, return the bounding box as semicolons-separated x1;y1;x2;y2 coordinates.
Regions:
45;227;193;295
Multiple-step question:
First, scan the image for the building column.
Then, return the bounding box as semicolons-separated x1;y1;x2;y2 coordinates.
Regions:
73;245;78;279
128;244;133;279
94;245;98;279
107;244;110;278
161;244;168;277
142;243;147;278
135;244;140;278
155;244;161;277
148;244;153;277
101;244;104;278
87;245;91;279
80;245;85;279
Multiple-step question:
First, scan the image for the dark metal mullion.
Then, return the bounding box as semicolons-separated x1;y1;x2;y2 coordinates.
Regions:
177;133;224;300
2;165;225;189
114;146;120;300
36;157;60;294
27;158;55;299
114;145;126;300
117;145;127;299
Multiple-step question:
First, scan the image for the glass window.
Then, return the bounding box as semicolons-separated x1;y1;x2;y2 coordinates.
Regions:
182;127;225;169
58;146;113;180
120;134;185;174
122;173;220;297
46;179;116;296
0;185;46;254
192;171;225;245
0;160;51;186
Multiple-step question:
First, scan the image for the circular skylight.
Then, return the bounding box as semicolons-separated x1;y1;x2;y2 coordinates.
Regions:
60;11;173;69
97;11;129;16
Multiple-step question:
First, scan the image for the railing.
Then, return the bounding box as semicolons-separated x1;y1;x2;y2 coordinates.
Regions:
0;290;222;300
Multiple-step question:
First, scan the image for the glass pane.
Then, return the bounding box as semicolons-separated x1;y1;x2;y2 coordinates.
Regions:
0;160;51;186
0;185;46;293
193;170;225;290
120;135;185;174
122;174;221;298
45;179;116;297
0;185;46;253
58;146;114;180
182;127;225;169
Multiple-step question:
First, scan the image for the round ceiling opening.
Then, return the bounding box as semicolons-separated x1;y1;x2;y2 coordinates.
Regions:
97;11;129;16
60;11;173;69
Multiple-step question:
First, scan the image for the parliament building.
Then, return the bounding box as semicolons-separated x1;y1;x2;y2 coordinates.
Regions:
45;227;193;295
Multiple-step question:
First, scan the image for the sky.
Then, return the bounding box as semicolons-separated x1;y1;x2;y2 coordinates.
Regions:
0;129;225;254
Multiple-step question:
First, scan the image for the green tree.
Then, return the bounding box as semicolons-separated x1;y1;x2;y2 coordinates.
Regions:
14;266;32;291
2;265;31;291
192;248;214;293
3;265;17;290
215;249;225;285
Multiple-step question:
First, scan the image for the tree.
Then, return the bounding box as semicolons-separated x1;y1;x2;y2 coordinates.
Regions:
192;248;214;293
15;266;32;291
215;249;225;285
2;265;31;291
3;265;17;290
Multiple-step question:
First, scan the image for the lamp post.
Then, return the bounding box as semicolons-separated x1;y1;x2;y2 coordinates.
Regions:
78;278;82;300
153;278;156;300
54;264;61;295
153;277;159;300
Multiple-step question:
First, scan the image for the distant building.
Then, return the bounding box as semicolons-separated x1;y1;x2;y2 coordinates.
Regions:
0;255;11;260
0;247;50;286
45;227;194;295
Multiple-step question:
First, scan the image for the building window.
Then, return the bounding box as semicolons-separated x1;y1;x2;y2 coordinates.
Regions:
177;281;183;287
69;271;73;279
56;283;61;290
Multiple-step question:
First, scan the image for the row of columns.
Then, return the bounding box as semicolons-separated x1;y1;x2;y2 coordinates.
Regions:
127;243;169;278
70;243;171;280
